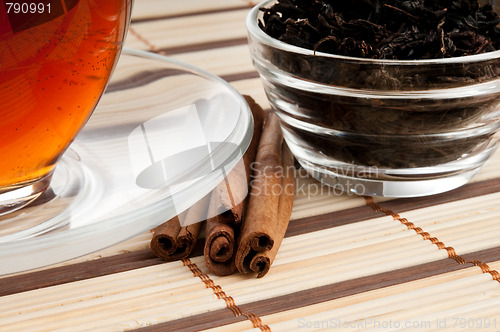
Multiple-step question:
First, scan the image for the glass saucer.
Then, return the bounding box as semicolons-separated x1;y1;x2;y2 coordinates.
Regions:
0;49;253;275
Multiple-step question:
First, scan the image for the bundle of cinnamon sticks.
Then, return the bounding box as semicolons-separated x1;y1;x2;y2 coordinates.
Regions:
150;96;295;278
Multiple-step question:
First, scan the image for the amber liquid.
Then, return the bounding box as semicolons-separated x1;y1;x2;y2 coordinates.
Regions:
0;0;131;188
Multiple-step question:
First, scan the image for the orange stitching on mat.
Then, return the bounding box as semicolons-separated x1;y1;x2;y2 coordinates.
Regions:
244;1;259;6
468;260;500;281
182;258;271;330
364;197;500;284
244;312;272;331
128;27;167;55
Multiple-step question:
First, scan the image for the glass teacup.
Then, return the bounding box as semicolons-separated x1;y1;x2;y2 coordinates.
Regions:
0;0;132;213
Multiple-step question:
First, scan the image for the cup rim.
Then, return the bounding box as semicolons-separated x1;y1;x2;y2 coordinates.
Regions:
247;0;500;65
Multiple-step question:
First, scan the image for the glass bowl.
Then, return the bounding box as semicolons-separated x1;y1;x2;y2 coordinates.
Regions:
247;0;500;197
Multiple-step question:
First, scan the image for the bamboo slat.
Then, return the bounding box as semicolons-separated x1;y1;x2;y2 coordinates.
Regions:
131;0;250;22
203;262;500;332
129;9;249;52
169;45;255;77
0;264;224;331
6;191;499;317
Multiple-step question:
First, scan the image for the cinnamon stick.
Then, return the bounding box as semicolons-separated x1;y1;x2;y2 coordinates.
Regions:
203;95;265;276
235;113;295;277
204;218;237;275
150;195;209;261
238;144;295;277
206;96;266;224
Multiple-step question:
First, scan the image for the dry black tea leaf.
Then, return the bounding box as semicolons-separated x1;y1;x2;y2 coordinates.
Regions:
260;0;500;59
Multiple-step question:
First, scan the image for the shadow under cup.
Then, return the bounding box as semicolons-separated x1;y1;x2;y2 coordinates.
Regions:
0;0;132;213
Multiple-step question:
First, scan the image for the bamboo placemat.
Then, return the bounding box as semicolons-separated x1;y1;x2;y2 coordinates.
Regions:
1;1;500;331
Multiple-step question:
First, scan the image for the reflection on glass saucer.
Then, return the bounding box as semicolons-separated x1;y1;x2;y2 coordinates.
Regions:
0;49;252;275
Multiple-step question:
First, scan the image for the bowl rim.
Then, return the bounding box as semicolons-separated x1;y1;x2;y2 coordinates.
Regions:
246;0;500;65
